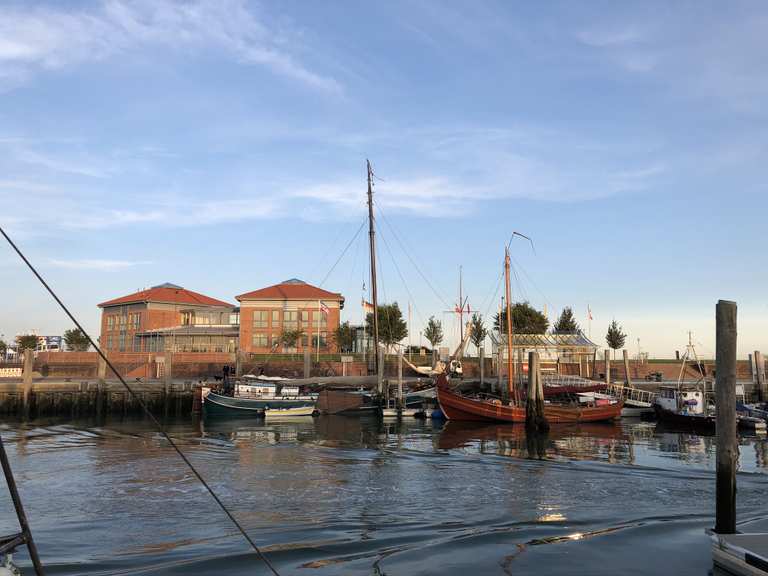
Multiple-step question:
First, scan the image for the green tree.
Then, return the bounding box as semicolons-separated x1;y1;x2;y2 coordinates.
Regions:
605;320;626;358
494;302;549;334
366;303;408;350
333;321;356;353
469;313;488;355
64;328;90;351
16;334;38;352
0;340;6;359
423;316;443;349
553;307;579;333
278;329;304;350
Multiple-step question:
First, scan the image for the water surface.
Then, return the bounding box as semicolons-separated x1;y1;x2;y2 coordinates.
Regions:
2;415;768;575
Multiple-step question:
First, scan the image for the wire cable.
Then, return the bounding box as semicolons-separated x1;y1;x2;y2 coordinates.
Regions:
0;226;281;576
318;219;366;288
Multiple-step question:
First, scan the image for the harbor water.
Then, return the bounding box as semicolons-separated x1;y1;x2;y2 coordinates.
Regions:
2;415;768;575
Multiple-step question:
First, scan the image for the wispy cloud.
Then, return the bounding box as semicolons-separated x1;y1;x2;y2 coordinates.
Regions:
0;0;341;93
48;259;151;271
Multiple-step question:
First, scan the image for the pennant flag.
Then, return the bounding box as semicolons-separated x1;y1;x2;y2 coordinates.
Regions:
588;305;593;321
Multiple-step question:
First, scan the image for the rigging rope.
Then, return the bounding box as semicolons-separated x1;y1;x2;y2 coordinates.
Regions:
0;226;281;576
318;219;366;288
373;202;452;310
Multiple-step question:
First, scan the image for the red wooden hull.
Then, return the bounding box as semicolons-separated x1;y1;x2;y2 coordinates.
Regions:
437;377;622;424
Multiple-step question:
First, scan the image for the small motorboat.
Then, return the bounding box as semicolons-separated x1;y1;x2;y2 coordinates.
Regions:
653;386;714;429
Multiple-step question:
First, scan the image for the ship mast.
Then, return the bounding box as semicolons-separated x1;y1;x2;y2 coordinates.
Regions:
367;160;380;375
504;247;515;402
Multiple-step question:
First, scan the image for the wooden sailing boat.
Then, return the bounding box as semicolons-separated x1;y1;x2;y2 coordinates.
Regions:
436;241;623;424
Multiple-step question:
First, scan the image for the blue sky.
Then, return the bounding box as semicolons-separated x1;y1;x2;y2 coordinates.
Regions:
1;0;766;357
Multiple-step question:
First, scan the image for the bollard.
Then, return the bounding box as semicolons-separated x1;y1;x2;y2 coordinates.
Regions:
604;349;611;386
97;355;107;384
715;300;738;534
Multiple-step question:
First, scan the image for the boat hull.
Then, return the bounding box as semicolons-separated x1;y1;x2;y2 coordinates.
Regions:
204;391;315;418
437;378;623;424
653;404;715;430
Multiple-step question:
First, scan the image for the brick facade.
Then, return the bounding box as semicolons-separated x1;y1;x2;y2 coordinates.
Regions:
236;279;344;354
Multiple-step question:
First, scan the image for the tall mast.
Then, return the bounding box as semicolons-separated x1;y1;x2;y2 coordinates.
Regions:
367;159;380;374
504;247;515;401
459;266;463;343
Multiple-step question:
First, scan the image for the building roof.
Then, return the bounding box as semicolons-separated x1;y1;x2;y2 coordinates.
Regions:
498;332;599;350
236;279;344;302
98;283;232;308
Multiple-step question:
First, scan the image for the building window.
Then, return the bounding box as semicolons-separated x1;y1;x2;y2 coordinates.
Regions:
252;333;269;348
312;311;327;329
300;310;309;325
271;334;279;349
107;335;113;350
181;311;193;325
271;310;280;326
107;316;115;331
311;332;327;348
133;336;142;352
253;311;269;328
129;313;140;330
118;333;126;352
119;315;126;327
229;312;240;326
284;311;298;329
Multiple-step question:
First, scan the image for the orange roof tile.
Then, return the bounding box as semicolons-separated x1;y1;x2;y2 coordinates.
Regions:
98;283;232;308
236;279;343;302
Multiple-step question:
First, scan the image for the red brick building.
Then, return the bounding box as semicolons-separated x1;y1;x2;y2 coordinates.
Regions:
98;283;236;353
236;278;344;354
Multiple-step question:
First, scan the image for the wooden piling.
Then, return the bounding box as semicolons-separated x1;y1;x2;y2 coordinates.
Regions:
479;346;485;387
303;348;311;378
755;350;766;402
623;349;632;387
97;355;107;384
22;348;33;419
591;350;597;380
397;349;404;410
525;351;549;432
715;299;738;535
604;349;611;386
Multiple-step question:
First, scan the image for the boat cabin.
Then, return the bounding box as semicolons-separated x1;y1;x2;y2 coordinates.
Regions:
655;386;705;415
237;382;277;397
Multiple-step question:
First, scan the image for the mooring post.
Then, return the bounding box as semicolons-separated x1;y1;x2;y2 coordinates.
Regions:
715;299;738;535
397;348;404;410
431;348;438;370
22;348;34;419
97;355;106;384
623;349;632;388
479;346;485;387
303;348;311;378
604;349;611;386
525;351;548;432
591;350;597;380
754;350;766;403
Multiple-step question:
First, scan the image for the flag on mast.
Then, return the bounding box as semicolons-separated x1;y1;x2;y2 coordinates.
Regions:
588;305;593;321
320;301;329;316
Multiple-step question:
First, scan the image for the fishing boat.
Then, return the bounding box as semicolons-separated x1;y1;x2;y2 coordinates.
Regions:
436;374;623;423
203;378;317;418
653;385;714;429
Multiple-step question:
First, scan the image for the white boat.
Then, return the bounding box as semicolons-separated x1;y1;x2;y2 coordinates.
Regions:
264;405;316;418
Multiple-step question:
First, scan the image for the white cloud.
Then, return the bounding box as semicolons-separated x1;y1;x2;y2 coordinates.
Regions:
48;259;151;270
0;0;341;93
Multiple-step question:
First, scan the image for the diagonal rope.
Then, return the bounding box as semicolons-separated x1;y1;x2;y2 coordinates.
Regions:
0;226;281;576
318;219;366;288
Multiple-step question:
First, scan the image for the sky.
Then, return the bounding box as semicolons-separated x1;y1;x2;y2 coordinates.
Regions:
1;0;767;358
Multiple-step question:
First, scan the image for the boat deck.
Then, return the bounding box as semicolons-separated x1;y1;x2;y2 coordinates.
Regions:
713;533;768;575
